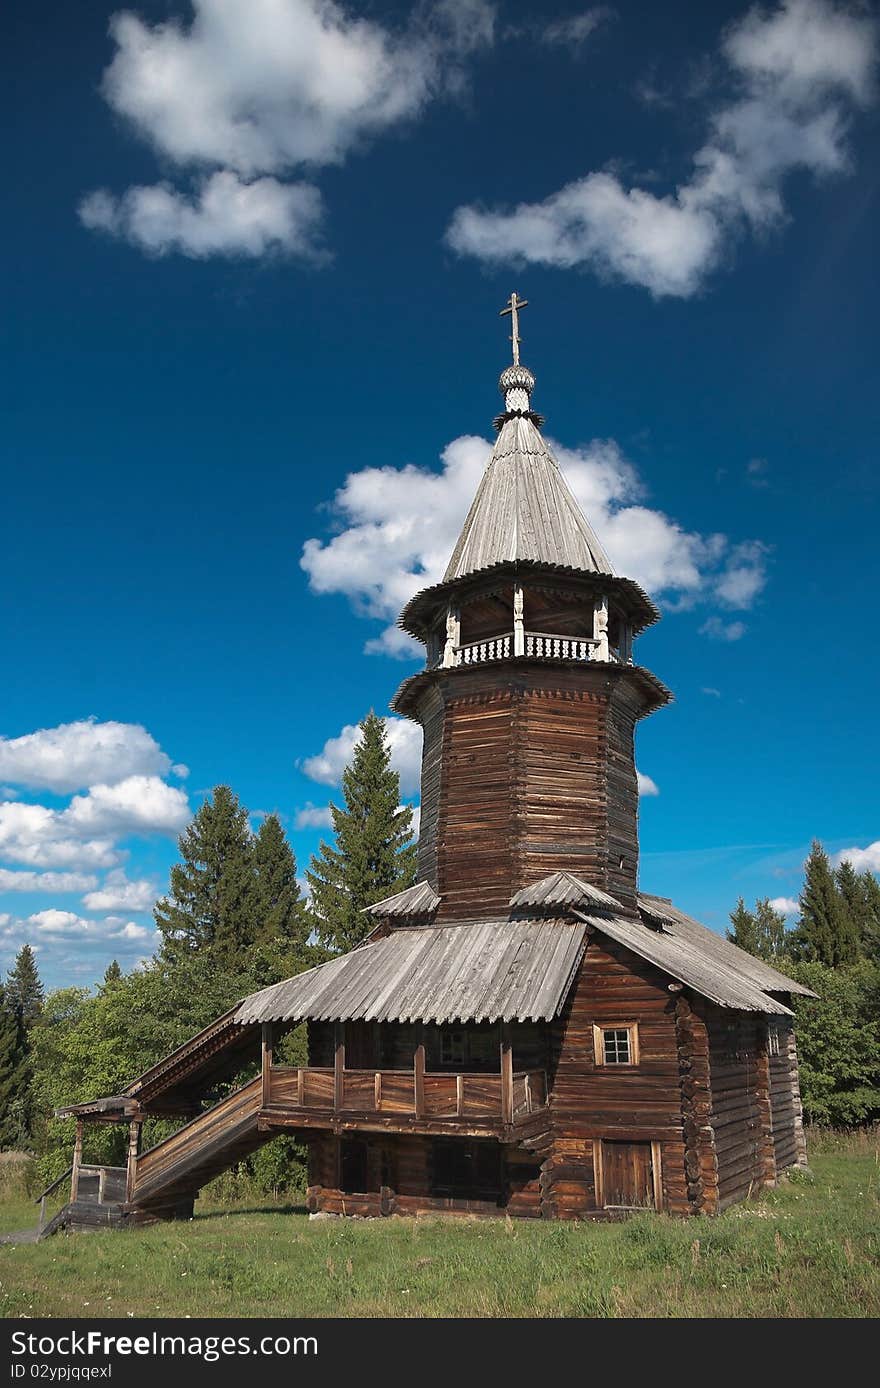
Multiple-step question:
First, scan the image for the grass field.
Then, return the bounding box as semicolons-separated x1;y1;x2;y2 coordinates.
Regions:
1;1131;877;1318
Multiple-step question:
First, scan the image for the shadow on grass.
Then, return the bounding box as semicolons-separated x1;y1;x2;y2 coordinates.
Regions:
192;1202;308;1221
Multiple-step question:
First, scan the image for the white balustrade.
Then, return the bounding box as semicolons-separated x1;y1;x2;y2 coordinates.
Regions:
524;632;595;661
446;632;625;666
454;635;511;665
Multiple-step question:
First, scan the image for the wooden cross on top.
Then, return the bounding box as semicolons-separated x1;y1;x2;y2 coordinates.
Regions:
499;291;528;366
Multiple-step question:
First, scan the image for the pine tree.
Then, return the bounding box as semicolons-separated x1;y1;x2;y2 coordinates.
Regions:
103;960;122;986
253;813;312;981
154;785;259;971
791;841;858;967
0;986;27;1149
307;712;417;952
727;898;760;955
6;944;43;1027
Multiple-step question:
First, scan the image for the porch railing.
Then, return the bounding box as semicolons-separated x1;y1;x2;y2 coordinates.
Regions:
266;1066;548;1123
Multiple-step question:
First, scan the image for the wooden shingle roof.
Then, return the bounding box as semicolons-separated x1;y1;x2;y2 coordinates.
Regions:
444;415;613;583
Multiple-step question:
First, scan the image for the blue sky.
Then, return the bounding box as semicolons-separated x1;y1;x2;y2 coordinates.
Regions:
2;0;878;990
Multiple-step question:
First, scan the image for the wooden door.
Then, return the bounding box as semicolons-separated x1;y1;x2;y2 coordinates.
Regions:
601;1141;655;1209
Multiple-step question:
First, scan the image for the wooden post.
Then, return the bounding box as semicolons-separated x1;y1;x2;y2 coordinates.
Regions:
125;1118;141;1203
261;1022;274;1108
500;1022;513;1124
593;595;609;662
71;1120;84;1203
414;1025;425;1118
755;1022;777;1188
442;606;460;667
513;584;525;657
334;1021;345;1114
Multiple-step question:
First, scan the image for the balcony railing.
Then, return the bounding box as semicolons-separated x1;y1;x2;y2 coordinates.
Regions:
435;632;628;668
454;635;511;665
524;632;596;660
265;1066;547;1123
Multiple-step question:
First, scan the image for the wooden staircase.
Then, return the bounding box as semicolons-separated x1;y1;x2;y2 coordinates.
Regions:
131;1076;266;1211
40;1077;271;1235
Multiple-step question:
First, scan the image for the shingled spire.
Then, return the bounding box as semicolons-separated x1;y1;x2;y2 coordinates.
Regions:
444;373;613;583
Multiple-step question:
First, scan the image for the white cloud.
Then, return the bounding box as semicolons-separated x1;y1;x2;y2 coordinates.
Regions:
701;687;722;697
302;718;423;797
117;922;154;941
82;869;158;913
832;841;880;874
20;909;154;943
171;764;190;778
637;772;660;797
82;0;494;257
0;718;172;794
447;0;877;296
0;802;120;869
62;776;191;837
714;541;770;607
0;732;190;872
295;803;335;830
79;174;326;261
699;617;748;642
0;869;98;893
302;434;768;653
769;895;800;915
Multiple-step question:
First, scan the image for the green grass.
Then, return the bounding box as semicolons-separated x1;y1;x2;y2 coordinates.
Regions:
1;1133;877;1318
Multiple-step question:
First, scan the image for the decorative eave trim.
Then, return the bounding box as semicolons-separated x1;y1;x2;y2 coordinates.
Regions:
391;655;673;720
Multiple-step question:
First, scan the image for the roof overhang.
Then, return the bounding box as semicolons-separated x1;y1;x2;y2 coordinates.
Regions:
399;562;660;642
392;655;672;720
236;919;589;1027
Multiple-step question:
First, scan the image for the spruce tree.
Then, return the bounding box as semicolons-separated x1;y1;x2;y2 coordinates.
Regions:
253;813;312;980
791;841;858;966
727;898;760;955
103;960;122;986
307;712;417;952
6;944;43;1027
154;785;259;971
753;898;789;962
860;869;880;960
0;986;27;1149
836;859;871;957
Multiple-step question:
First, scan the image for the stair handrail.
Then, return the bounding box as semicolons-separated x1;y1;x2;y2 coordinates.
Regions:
34;1165;73;1205
135;1075;262;1177
34;1165;73;1232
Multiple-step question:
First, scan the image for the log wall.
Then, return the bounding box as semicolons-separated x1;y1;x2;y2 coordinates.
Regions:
705;1009;775;1211
543;938;688;1216
412;664;653;917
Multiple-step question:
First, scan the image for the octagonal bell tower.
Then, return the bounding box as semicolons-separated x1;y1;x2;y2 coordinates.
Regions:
393;295;670;918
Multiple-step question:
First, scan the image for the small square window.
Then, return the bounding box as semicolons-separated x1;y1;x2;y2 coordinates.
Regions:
593;1022;639;1066
603;1029;631;1064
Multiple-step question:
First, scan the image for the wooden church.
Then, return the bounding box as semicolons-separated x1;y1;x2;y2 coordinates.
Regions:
51;296;813;1231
